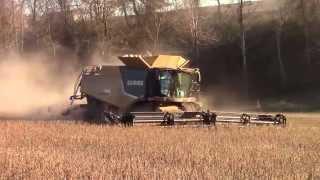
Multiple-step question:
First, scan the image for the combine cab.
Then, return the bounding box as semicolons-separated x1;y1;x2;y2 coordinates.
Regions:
69;55;286;126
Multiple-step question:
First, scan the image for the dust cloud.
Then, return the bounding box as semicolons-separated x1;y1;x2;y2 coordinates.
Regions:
0;53;79;119
199;86;261;112
89;51;123;66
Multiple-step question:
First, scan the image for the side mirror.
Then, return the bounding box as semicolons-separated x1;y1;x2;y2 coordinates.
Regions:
194;68;201;83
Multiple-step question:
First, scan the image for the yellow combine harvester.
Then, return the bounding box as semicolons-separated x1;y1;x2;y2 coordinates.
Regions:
70;54;286;126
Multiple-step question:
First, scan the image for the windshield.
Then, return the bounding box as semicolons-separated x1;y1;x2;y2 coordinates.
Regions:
146;69;196;98
148;70;193;98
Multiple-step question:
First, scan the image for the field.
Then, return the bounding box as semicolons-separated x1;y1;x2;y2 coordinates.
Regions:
0;115;320;179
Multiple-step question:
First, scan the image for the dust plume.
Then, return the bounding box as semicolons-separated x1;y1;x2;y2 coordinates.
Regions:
0;53;78;119
89;51;123;65
200;86;262;112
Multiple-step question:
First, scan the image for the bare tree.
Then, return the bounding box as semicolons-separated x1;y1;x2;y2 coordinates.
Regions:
182;0;200;62
0;0;41;54
119;0;132;28
32;0;38;23
18;0;26;53
57;0;71;25
90;0;116;55
150;11;163;52
145;1;169;53
239;0;248;96
0;1;23;53
216;0;221;21
273;0;287;88
300;0;312;67
117;0;169;53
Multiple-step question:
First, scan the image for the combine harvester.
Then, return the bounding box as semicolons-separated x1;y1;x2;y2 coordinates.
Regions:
69;55;287;126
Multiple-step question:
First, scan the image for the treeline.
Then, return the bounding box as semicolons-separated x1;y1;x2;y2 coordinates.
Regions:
1;0;320;102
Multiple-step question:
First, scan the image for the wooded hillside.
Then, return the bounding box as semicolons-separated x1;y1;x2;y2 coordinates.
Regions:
1;0;320;109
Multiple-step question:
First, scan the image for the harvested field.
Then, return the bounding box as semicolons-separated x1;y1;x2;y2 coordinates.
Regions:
0;116;320;179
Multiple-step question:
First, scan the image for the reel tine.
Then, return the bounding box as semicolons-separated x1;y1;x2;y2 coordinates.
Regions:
201;110;217;125
240;113;251;125
163;112;175;126
274;114;287;126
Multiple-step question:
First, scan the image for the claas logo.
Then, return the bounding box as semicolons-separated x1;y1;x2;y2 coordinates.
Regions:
127;80;144;86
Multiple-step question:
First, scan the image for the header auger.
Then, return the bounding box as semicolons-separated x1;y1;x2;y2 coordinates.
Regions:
68;54;287;127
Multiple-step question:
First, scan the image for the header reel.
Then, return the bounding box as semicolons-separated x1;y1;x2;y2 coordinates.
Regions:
103;110;287;127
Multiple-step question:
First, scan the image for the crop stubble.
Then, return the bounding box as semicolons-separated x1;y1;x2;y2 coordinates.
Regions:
0;117;319;179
